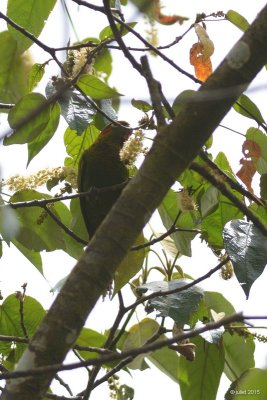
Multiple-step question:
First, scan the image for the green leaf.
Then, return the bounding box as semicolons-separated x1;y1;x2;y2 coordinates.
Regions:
75;327;107;361
7;0;57;53
201;153;243;249
225;369;267;400
179;336;224;400
223;332;255;382
0;30;28;103
223;220;267;298
200;186;219;218
28;63;45;92
122;318;159;370
12;239;43;274
131;98;152;112
158;189;199;256
172;90;195;115
69;198;88;243
77;74;122;99
226;10;250;32
27;102;60;165
260;173;267;199
137;279;204;325
94;48;113;79
64;124;99;168
0;204;20;243
113;233;146;294
5;93;59;146
99;22;137;41
10;190;67;252
148;345;180;383
0;294;45;363
246;128;267;173
233;94;264;123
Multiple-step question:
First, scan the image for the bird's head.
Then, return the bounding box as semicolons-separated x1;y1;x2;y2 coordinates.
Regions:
99;121;132;146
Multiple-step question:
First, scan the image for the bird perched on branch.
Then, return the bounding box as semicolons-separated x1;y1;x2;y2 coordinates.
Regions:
78;121;132;239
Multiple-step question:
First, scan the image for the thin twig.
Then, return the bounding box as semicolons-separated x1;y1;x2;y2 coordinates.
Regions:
2;312;265;380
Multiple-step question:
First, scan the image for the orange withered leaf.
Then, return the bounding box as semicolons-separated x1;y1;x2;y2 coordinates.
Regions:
153;0;188;25
236;139;261;192
190;24;214;81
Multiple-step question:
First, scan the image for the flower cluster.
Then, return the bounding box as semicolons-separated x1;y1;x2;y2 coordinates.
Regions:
3;167;77;192
120;130;146;166
66;47;94;77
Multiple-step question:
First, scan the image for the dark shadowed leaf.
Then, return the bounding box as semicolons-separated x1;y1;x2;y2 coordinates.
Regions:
137;279;203;325
223;220;267;298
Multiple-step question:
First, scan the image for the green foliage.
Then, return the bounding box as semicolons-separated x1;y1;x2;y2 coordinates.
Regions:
7;0;57;53
137;279;204;325
0;2;266;399
77;74;122;99
0;294;45;368
0;31;29;103
226;10;250;32
178;336;224;400
233;94;264;123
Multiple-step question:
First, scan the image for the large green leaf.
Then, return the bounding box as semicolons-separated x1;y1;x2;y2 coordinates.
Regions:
0;294;45;366
27;102;60;165
223;220;267;298
10;190;66;252
225;369;267;400
77;74;122;99
75;327;107;361
158;189;199;256
223;332;255;382
137;279;204;326
12;239;43;274
203;292;255;381
148;345;180;383
0;30;28;103
7;0;57;53
179;336;224;400
201;153;243;249
5;93;60;153
64;124;99;168
122;318;159;370
233;94;264;123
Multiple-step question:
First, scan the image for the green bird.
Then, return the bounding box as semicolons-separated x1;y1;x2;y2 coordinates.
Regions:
78;121;132;239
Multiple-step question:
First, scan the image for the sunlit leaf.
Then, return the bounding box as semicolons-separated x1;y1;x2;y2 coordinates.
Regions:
226;10;250;32
233;94;264;123
7;0;57;53
99;22;137;41
28;63;45;92
78;74;122;99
